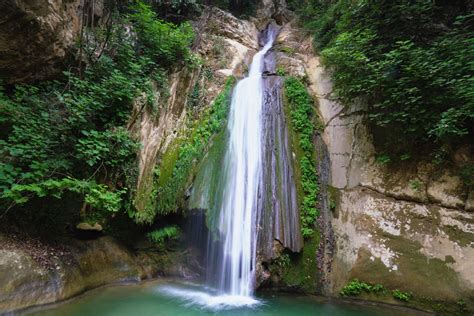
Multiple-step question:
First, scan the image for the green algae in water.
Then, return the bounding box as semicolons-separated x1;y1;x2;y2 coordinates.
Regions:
32;281;425;316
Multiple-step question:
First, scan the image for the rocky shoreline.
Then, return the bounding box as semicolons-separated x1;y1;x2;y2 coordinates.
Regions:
0;234;197;314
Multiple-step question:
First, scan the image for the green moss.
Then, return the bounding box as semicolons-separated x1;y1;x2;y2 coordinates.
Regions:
276;67;286;76
157;141;181;187
270;234;320;293
279;46;296;55
134;77;235;224
188;127;228;231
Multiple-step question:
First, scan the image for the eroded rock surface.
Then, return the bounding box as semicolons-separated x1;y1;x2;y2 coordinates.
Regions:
273;15;474;308
306;54;473;303
0;235;195;313
132;6;259;213
0;0;82;83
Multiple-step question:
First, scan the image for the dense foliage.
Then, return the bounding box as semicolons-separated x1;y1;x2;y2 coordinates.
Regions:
292;0;474;158
0;1;194;228
284;77;319;238
129;2;194;64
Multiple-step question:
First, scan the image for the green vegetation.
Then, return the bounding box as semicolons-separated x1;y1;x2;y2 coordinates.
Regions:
135;77;235;224
3;178;124;222
291;1;474;158
340;279;387;296
147;225;182;245
279;46;296;55
284;76;319;238
276;67;286;77
129;2;194;65
274;253;291;268
409;179;422;192
0;1;194;231
270;234;320;292
392;289;412;302
341;279;413;303
457;299;467;311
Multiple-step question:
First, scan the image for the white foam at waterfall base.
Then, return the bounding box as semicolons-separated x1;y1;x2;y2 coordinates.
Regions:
155;284;262;311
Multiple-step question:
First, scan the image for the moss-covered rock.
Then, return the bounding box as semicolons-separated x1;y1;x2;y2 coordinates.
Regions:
262;233;320;293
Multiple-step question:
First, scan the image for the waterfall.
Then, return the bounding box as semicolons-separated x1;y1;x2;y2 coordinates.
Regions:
188;24;302;305
216;27;277;297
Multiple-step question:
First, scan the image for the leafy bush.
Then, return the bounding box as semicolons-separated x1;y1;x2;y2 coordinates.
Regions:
340;279;387;296
295;1;474;156
284;77;319;238
0;45;143;220
0;0;195;227
392;289;411;302
76;128;140;168
274;253;291;268
2;178;124;217
129;2;194;65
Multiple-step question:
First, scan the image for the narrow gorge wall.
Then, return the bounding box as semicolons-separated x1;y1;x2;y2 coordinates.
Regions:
307;49;474;305
273;15;473;309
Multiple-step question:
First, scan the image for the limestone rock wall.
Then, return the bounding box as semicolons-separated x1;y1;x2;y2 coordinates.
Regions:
132;6;259;213
307;52;474;305
274;16;473;308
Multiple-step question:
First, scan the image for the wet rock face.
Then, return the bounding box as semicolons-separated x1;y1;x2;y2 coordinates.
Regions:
0;236;140;313
0;0;81;83
0;235;196;314
259;48;303;260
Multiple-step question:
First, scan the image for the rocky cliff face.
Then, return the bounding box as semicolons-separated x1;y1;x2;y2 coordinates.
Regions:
273;16;473;310
0;0;83;83
307;49;474;306
132;6;260;213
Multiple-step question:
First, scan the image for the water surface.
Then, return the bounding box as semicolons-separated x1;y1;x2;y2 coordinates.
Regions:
31;281;424;316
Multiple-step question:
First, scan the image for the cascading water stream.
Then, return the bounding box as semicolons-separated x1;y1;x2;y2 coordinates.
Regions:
216;27;278;297
184;24;301;309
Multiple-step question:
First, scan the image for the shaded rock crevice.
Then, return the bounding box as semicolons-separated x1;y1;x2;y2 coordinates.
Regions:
0;0;84;83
